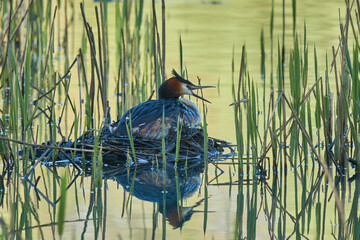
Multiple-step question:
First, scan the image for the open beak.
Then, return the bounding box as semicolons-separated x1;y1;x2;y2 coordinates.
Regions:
188;85;215;103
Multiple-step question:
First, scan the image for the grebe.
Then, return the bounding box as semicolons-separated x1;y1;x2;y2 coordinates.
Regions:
112;69;213;140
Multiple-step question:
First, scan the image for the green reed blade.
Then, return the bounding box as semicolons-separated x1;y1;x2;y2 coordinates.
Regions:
315;202;321;240
174;115;183;168
277;41;283;119
161;107;166;239
57;170;68;237
306;100;314;157
293;35;301;111
270;0;274;41
306;184;313;234
347;179;360;239
115;0;122;70
179;36;183;75
175;168;181;222
125;113;137;165
354;217;360;240
292;0;296;35
74;180;81;218
352;44;359;122
135;0;144;30
303;45;308;90
278;215;282;240
351;44;360;170
203;104;208;234
261;28;266;132
125;165;137;216
300;103;307;235
314;47;321;130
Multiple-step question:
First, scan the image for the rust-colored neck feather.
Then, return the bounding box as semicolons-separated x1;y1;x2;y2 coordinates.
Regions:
158;77;183;99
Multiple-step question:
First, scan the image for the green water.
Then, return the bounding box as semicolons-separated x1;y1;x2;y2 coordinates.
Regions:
0;0;356;239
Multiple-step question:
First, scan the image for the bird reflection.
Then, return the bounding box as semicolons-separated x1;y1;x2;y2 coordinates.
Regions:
102;162;205;229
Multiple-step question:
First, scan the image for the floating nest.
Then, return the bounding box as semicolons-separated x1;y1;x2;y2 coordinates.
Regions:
33;122;233;166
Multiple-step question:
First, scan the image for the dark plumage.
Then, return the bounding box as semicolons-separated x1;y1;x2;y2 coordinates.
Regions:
113;99;200;139
112;70;213;140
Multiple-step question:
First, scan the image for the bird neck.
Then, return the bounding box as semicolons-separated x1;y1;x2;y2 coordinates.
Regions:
158;78;182;99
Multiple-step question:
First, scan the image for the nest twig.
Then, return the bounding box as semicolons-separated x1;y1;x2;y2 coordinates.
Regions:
31;124;233;167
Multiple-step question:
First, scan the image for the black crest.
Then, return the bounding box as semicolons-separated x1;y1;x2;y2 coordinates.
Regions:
172;69;195;86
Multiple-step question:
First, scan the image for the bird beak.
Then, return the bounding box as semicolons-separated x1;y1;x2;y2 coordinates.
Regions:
188;85;215;104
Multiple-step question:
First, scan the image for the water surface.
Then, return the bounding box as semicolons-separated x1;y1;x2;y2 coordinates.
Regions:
0;0;352;239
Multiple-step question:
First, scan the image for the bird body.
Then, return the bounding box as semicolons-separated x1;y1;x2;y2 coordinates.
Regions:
112;70;212;140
